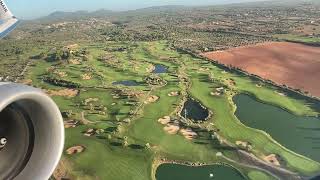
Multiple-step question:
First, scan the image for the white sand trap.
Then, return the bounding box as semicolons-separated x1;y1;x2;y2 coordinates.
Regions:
69;59;81;65
144;95;159;104
164;124;180;134
263;154;281;166
66;146;85;155
82;73;92;80
180;128;197;140
64;120;80;128
158;116;171;125
168;91;179;97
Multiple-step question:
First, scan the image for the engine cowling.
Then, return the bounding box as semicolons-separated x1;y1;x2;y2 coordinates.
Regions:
0;83;64;180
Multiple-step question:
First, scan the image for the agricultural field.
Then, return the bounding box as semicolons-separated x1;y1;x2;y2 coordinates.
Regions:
0;1;320;180
202;42;320;98
20;41;320;180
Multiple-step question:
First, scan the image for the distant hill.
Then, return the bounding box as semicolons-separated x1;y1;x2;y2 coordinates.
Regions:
36;0;318;22
38;9;114;22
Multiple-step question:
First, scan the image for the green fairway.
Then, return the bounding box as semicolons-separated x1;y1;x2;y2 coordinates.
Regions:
24;41;320;180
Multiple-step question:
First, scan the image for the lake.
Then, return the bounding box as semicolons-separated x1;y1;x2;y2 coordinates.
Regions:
234;94;320;162
112;80;139;86
156;164;246;180
153;64;168;74
181;98;209;122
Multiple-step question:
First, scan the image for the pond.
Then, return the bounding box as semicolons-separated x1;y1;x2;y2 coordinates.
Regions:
112;80;139;86
181;98;209;122
234;94;320;162
156;164;246;180
153;64;168;74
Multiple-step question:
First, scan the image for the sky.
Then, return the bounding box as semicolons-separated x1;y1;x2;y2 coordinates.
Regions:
6;0;268;19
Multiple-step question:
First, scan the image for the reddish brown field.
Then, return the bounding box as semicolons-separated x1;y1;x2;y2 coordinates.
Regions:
201;42;320;97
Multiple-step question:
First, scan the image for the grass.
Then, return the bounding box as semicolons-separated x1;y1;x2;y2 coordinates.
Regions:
274;34;320;44
25;40;320;179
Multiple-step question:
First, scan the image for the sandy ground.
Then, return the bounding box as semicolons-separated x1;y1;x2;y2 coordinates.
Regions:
158;116;171;125
202;42;320;97
263;154;281;166
144;95;159;104
46;89;79;97
82;73;92;80
164;124;180;134
168;91;180;97
180;128;197;140
66;146;85;155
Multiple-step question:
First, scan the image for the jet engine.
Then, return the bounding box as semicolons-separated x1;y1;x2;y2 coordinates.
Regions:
0;82;64;180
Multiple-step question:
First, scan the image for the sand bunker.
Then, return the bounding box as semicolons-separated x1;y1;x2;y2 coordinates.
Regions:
263;154;281;166
275;91;286;96
236;141;252;150
66;146;85;155
164;124;180;135
144;95;159;104
54;71;67;77
210;92;222;96
226;79;236;86
84;98;99;104
84;129;96;137
199;67;210;72
82;73;92;80
69;59;81;65
46;89;79;97
168;91;179;97
180;128;197;140
64;120;80;128
158;116;171;125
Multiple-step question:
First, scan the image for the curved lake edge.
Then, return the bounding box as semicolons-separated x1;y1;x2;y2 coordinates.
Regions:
177;96;213;122
240;92;320;118
152;64;168;74
152;158;247;180
232;93;320;167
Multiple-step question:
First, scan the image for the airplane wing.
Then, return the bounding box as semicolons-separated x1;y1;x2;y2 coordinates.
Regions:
0;0;19;39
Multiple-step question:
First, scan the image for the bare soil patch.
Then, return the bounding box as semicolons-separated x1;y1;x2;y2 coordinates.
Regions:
180;128;197;140
82;73;92;80
158;116;171;125
168;91;180;97
202;42;320;97
64;120;80;128
164;124;180;135
144;95;159;104
263;154;282;166
66;146;85;155
46;89;79;97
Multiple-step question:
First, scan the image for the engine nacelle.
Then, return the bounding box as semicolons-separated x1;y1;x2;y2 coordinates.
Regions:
0;83;64;180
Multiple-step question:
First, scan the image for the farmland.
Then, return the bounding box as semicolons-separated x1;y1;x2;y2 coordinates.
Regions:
201;42;320;98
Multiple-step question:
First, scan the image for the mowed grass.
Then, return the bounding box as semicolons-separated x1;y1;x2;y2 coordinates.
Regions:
188;72;320;174
65;127;152;180
25;41;320;179
197;61;318;117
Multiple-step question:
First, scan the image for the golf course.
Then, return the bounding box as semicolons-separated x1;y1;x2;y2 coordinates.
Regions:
23;41;320;180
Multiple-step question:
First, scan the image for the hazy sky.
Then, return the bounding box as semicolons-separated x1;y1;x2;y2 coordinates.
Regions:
6;0;268;19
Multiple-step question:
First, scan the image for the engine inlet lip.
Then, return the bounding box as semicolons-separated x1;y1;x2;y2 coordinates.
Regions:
0;83;64;180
